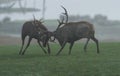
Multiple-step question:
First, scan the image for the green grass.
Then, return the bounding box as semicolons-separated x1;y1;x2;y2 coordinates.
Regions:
0;42;120;76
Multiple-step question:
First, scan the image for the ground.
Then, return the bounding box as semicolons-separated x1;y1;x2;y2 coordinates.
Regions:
0;35;38;46
0;35;119;46
0;35;120;76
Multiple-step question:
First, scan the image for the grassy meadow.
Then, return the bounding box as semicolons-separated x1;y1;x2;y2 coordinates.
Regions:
0;42;120;76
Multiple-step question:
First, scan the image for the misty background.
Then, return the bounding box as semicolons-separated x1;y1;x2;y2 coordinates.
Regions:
0;0;120;42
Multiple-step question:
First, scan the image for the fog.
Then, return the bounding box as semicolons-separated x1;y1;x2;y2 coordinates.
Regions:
0;0;120;42
1;0;120;20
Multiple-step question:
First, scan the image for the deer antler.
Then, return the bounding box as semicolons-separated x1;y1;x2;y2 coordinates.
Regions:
32;14;37;26
56;16;65;30
56;6;68;31
61;6;68;23
33;14;36;21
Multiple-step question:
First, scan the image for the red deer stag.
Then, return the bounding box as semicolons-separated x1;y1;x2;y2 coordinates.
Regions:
51;6;100;55
19;17;51;55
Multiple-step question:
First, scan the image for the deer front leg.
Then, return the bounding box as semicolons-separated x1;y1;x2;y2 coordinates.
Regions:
69;42;74;55
21;37;32;55
37;40;47;54
56;41;67;56
46;43;51;55
84;38;90;52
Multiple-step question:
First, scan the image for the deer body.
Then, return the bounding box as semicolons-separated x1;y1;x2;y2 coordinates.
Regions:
55;21;94;42
44;6;100;55
21;21;47;39
33;6;100;55
19;20;50;55
54;21;99;55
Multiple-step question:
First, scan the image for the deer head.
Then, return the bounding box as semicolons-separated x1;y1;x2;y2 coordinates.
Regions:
50;6;69;42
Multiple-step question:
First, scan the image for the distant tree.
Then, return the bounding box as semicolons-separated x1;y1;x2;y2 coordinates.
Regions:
59;14;92;22
42;0;46;19
68;15;80;22
94;14;107;21
59;14;120;26
0;0;40;14
93;14;108;25
2;17;11;23
79;15;92;22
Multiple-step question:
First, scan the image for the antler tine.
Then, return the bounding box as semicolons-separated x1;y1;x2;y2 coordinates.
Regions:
61;6;68;23
56;19;61;30
32;14;37;26
57;19;60;24
56;17;65;30
33;14;36;21
56;6;68;31
61;16;65;23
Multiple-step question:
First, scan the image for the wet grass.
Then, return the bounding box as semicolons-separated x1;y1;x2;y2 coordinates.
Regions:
0;42;120;76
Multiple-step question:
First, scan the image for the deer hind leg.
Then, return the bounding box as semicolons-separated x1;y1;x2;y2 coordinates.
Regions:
91;36;100;54
21;37;32;55
84;38;90;52
37;40;47;54
69;42;74;55
19;35;26;55
46;43;51;55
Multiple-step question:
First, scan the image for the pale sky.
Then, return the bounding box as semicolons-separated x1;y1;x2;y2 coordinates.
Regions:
46;0;120;20
1;0;120;20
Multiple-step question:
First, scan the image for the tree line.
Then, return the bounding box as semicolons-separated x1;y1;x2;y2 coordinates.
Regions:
60;14;120;26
